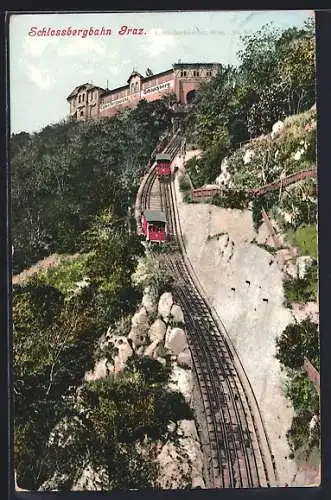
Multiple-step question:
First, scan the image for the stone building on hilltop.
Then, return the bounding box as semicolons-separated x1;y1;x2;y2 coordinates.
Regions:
67;62;221;121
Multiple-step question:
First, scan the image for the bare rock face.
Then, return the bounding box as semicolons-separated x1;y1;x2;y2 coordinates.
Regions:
169;304;185;325
158;292;174;323
149;318;167;343
113;337;133;372
177;419;198;441
156;419;205;489
165;327;188;355
142;286;157;314
177;349;192;369
156;441;189;489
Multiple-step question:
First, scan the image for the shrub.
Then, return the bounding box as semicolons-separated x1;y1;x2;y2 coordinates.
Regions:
212;189;250;210
275;318;319;371
179;175;191;192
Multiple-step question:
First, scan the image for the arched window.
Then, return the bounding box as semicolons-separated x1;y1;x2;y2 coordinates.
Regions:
82;93;85;102
78;95;81;103
80;110;84;116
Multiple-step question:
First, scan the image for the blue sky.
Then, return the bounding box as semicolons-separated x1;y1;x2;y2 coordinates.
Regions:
9;10;313;134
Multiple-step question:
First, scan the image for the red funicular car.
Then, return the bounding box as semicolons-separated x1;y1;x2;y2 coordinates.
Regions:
156;153;171;180
141;210;167;242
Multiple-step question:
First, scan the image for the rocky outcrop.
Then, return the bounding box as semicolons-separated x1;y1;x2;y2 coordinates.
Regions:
177;350;193;369
149;318;167;343
113;336;134;372
167;364;194;405
156;419;205;489
169;304;185;325
128;307;150;349
165;327;188;356
80;283;203;491
271;120;284;139
142;286;157;314
158;292;174;322
144;340;160;358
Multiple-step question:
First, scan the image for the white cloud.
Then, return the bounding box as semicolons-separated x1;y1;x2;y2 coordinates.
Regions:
61;38;106;57
23;36;59;57
142;28;177;57
25;64;53;90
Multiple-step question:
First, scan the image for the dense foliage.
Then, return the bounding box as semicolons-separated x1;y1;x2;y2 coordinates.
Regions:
38;360;192;491
12;98;179;490
12;99;173;273
184;19;315;189
275;319;319;371
275;319;320;454
14;214;146;489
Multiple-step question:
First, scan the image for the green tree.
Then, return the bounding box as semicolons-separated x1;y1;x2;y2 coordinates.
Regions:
275;319;319;370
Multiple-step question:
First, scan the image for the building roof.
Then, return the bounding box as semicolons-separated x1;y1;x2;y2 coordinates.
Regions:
67;83;92;100
67;83;104;100
101;83;129;97
173;62;221;69
144;210;167;223
156;154;171;162
127;70;144;83
143;68;173;83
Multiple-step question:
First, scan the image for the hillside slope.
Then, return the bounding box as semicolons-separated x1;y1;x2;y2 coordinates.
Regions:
175;108;319;486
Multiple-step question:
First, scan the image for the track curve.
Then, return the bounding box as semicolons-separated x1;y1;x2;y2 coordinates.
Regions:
136;133;278;488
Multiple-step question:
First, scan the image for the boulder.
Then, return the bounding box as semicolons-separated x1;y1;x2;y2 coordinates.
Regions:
170;304;185;325
128;327;149;349
149;318;167;343
177;419;199;441
131;307;149;331
128;307;150;348
270;120;284;139
168;364;193;404
177;350;192;369
113;337;133;372
243;148;255;165
165;327;188;355
144;340;160;358
142;286;156;314
158;292;174;322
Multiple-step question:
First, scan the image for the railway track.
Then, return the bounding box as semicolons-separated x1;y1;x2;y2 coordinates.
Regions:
136;133;277;488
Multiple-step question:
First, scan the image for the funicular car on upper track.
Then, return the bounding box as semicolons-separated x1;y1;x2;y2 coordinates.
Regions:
156;153;171;180
141;210;167;242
